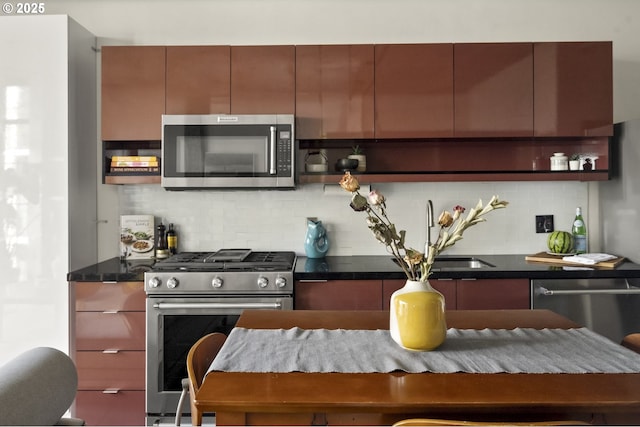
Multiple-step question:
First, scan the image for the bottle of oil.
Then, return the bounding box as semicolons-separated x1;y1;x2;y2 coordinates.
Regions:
167;223;178;255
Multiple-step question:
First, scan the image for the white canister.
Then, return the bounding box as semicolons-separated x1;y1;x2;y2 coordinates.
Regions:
550;152;568;171
305;149;329;173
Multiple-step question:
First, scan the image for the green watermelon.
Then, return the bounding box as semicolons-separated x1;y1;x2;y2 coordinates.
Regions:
547;231;574;254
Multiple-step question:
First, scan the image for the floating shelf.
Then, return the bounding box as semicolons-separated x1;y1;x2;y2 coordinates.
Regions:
299;171;609;184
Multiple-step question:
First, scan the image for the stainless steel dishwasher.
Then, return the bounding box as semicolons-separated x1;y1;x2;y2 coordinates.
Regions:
532;278;640;343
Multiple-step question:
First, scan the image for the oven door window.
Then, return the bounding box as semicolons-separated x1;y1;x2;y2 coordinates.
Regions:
162;314;238;392
163;125;280;177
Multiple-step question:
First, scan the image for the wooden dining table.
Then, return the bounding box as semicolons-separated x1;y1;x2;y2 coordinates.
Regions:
197;309;640;426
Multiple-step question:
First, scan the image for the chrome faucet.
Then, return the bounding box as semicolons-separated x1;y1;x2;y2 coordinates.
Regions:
425;199;434;254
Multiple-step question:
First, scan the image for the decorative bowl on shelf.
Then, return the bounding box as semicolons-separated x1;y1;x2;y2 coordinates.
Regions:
335;158;358;172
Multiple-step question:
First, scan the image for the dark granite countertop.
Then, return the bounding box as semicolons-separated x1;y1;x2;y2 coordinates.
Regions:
68;254;640;283
295;254;640;281
67;257;153;282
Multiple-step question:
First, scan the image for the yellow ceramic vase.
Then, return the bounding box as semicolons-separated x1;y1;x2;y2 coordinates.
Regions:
390;280;446;351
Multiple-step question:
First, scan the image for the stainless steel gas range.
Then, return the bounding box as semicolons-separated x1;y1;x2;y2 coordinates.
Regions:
144;249;296;424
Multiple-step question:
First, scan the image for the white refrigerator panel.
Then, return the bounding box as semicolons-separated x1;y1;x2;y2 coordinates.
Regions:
0;16;97;364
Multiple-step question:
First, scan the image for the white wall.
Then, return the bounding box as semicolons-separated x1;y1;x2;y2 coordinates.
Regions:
45;0;640;259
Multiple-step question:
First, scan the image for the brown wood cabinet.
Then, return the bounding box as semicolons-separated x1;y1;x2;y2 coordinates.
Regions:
534;41;613;137
454;43;534;137
230;45;295;114
100;42;613;185
382;279;457;310
382;278;530;311
101;46;166;141
300;41;612;184
297;278;529;311
295;280;382;310
166;45;231;114
296;45;375;140
456;278;530;310
375;44;454;138
70;281;146;426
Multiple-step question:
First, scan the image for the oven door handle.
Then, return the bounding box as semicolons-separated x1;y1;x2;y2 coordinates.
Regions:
153;301;283;310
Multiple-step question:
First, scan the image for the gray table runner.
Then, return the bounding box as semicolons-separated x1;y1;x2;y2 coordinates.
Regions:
208;327;640;375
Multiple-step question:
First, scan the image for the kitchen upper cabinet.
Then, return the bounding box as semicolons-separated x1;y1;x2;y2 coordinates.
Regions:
166;45;231;114
454;43;534;137
534;42;613;137
230;45;295;114
295;280;382;310
101;46;166;141
296;44;375;140
375;44;454;138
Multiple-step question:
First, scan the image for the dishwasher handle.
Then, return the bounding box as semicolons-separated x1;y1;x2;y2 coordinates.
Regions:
537;286;640;296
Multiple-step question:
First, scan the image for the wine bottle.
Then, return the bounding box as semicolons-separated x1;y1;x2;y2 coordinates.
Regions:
572;207;587;254
167;223;178;255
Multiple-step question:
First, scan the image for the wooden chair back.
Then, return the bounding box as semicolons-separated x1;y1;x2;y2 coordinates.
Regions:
621;333;640;354
186;332;227;425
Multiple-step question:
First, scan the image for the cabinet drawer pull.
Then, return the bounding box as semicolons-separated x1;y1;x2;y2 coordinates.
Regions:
102;281;118;284
460;278;477;281
102;349;120;354
102;310;119;314
102;389;120;394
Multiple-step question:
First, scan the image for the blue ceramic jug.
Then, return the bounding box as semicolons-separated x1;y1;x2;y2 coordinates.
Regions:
304;219;329;258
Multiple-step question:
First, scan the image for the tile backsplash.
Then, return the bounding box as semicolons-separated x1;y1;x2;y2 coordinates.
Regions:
112;180;590;258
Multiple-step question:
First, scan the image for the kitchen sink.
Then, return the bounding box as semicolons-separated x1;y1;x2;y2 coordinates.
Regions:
433;257;495;269
392;257;495;270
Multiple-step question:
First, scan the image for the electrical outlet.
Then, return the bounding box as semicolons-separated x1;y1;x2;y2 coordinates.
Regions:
535;215;554;233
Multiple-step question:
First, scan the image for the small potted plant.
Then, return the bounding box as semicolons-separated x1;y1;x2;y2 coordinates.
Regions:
347;145;367;172
569;154;581;171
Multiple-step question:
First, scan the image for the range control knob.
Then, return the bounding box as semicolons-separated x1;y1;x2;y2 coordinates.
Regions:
212;277;223;288
148;277;161;288
257;276;269;288
275;276;287;288
166;277;179;289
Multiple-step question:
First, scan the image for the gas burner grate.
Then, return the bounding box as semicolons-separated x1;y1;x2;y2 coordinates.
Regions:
151;251;297;272
246;252;295;263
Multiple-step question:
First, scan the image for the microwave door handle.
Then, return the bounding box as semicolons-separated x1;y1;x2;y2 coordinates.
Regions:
269;126;277;175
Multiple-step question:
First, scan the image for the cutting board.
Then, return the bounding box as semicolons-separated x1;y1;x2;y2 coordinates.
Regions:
525;252;625;268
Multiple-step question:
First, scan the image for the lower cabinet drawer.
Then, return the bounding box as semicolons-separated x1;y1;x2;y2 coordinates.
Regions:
75;390;145;426
75;311;145;350
74;281;145;312
76;350;145;390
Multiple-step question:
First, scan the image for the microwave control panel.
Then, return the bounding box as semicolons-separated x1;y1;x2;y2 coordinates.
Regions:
277;130;292;175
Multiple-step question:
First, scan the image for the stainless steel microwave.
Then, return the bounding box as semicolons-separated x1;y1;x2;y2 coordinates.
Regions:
161;114;296;190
